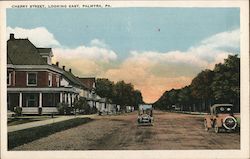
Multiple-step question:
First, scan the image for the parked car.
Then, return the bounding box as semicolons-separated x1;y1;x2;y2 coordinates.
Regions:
204;104;238;133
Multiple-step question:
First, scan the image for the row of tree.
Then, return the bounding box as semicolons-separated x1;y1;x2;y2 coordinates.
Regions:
153;55;240;113
95;79;144;111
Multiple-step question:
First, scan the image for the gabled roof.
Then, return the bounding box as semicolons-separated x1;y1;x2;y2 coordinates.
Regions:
7;38;47;65
78;77;95;90
7;34;91;91
51;64;88;90
7;53;13;64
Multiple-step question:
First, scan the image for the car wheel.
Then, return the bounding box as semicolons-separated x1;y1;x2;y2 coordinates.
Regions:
204;120;209;131
214;123;220;133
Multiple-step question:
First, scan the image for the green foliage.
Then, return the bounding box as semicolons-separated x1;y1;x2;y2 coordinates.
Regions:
154;55;240;113
113;81;134;110
14;106;22;116
96;78;144;110
8;118;93;150
211;55;240;102
74;97;89;114
57;102;72;115
131;90;144;110
96;78;115;100
73;97;97;114
191;69;214;100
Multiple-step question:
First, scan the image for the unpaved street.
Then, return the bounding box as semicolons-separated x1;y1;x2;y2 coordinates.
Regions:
13;111;240;150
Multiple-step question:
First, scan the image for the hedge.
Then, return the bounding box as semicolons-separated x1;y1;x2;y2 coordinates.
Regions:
8;117;92;150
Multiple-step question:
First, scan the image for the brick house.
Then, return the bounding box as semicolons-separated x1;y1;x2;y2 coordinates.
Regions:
7;34;92;115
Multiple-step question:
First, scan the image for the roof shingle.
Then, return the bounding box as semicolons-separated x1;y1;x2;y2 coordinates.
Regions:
7;38;47;65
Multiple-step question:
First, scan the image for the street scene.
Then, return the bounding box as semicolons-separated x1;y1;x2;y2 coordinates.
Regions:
6;7;241;152
10;111;240;150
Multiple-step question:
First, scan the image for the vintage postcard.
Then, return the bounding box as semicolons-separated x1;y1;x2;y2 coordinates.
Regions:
0;0;249;159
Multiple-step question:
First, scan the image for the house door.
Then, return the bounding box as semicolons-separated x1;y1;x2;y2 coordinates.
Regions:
25;94;38;107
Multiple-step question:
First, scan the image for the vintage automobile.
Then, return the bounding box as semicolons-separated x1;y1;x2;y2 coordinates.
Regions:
137;104;153;125
204;104;238;133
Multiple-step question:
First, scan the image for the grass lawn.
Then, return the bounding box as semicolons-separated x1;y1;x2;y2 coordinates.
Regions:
8;117;93;150
8;116;56;126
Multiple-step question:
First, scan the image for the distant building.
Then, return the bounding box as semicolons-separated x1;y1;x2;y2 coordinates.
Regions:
78;77;97;107
7;34;90;115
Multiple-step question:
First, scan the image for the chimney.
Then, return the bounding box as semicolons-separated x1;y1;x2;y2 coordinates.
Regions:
56;62;59;67
10;34;15;40
69;68;72;73
62;66;65;70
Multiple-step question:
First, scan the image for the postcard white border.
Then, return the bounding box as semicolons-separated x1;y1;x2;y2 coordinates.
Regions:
0;1;249;159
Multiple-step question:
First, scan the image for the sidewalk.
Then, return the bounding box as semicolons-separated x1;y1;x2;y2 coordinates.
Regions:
8;114;96;133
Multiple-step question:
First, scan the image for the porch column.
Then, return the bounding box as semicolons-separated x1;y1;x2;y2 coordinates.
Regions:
68;93;71;107
64;93;67;103
39;93;42;108
60;92;63;103
13;71;16;86
72;94;75;104
19;92;22;107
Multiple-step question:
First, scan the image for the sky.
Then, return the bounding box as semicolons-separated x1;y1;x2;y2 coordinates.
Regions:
7;8;240;103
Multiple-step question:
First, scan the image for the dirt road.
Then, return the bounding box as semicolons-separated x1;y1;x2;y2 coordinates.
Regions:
13;111;240;150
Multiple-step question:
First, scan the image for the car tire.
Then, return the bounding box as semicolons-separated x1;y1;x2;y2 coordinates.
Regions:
214;123;220;133
204;120;209;131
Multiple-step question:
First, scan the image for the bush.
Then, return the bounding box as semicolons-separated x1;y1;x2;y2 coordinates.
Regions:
74;97;92;114
57;102;72;115
8;117;93;150
14;107;22;116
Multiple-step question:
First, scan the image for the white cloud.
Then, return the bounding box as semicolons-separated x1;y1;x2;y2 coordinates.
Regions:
200;29;240;49
52;44;118;77
53;45;117;63
7;27;60;47
90;39;108;48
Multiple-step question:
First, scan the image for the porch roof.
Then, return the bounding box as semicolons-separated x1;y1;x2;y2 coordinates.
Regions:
7;87;80;94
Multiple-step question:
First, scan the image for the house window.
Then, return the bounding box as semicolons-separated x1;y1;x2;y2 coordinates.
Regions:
27;72;37;86
48;73;52;87
7;72;11;86
56;75;60;87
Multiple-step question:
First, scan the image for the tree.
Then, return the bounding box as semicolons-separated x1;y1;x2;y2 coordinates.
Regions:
211;55;240;112
131;90;144;109
168;89;180;106
74;97;90;114
153;55;240;113
113;81;134;110
190;69;214;112
57;102;72;115
96;78;115;100
96;78;144;111
178;86;192;111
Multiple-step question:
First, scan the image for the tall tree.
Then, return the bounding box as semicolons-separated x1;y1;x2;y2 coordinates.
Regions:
178;86;192;111
190;69;214;112
113;81;134;110
211;55;240;112
131;90;144;109
96;78;115;100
